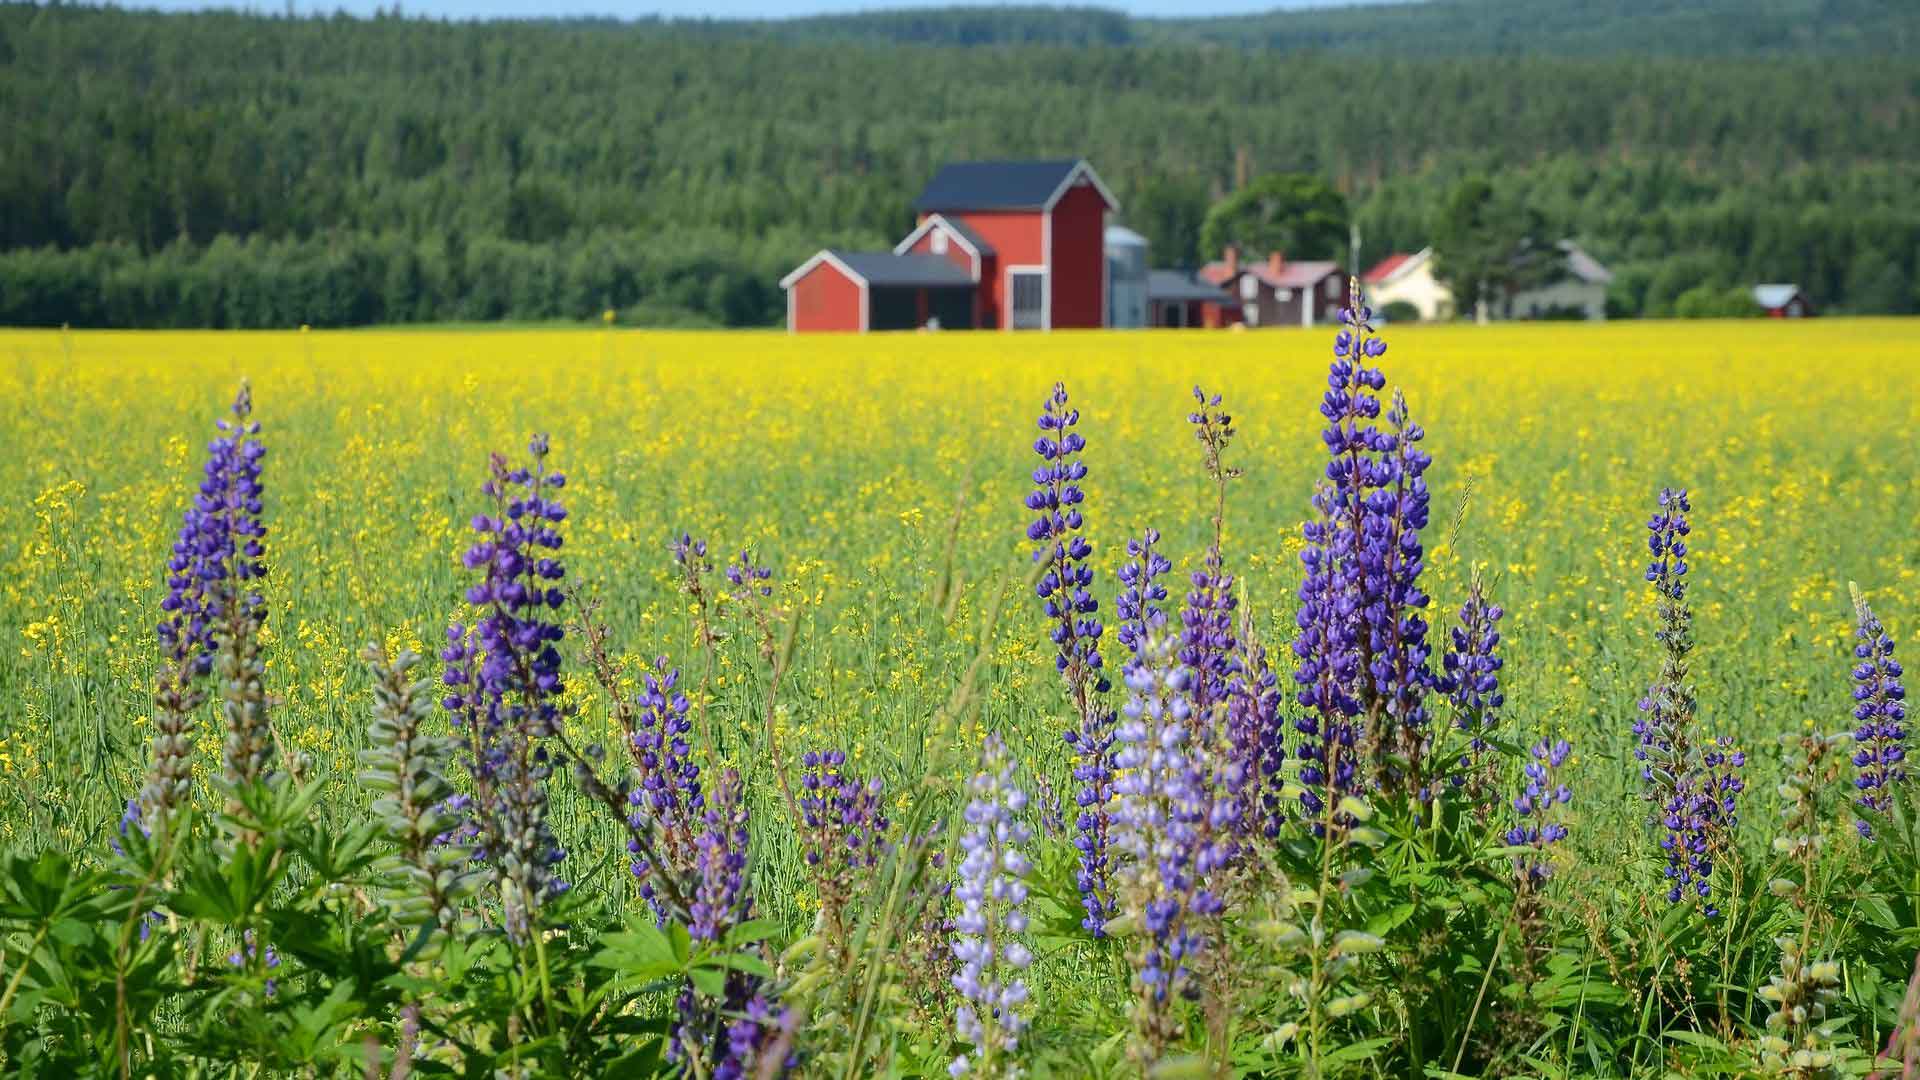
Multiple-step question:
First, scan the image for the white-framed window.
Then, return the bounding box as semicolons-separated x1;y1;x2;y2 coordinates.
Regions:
1325;277;1340;299
1277;287;1294;301
931;230;949;255
1239;276;1260;302
1009;269;1046;330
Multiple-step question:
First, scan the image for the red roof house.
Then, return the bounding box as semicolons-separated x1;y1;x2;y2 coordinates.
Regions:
780;159;1118;332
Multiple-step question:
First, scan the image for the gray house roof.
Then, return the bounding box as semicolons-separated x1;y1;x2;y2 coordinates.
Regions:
1148;269;1232;304
1752;283;1803;309
1556;240;1613;285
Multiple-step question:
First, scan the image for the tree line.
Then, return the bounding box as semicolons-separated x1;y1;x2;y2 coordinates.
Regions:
0;3;1915;327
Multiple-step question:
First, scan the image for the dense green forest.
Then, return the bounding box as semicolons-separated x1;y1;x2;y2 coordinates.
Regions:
1;1;1916;328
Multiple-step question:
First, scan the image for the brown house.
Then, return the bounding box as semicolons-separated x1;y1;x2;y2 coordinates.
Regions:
1200;247;1346;328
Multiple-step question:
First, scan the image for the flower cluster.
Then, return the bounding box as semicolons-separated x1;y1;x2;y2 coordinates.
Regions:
1114;528;1172;663
440;435;570;944
626;663;704;922
1634;488;1697;791
1439;575;1505;803
949;737;1034;1079
675;769;793;1079
1112;639;1208;1054
1293;284;1403;821
1507;739;1572;884
798;748;889;934
143;384;270;828
1024;381;1116;935
1850;588;1908;835
1362;388;1437;790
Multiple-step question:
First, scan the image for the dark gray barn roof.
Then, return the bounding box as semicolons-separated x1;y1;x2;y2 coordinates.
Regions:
828;250;975;288
913;160;1085;212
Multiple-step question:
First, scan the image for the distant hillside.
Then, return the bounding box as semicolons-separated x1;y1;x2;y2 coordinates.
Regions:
701;0;1917;55
0;1;1915;330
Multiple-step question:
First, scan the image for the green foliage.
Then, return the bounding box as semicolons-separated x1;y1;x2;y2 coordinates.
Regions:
1198;172;1349;266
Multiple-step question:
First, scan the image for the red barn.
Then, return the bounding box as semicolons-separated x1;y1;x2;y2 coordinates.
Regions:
780;159;1118;332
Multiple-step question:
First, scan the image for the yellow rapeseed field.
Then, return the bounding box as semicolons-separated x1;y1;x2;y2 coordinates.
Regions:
1;320;1916;883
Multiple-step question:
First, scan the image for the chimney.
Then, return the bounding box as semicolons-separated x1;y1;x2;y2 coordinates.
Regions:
1268;251;1285;278
1223;245;1239;276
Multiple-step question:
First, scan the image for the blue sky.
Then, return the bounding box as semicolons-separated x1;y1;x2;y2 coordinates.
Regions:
118;0;1349;20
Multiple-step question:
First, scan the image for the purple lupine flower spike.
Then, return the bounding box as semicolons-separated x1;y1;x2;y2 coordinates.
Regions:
1439;573;1505;802
1293;481;1364;826
441;434;571;944
1851;586;1908;837
626;660;704;922
1024;381;1116;936
798;748;889;934
1507;738;1573;883
1114;528;1172;664
949;736;1033;1079
1634;488;1697;790
1365;387;1436;794
143;383;268;830
673;769;792;1079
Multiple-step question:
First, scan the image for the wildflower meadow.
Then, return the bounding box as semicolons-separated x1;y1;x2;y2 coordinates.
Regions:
0;308;1917;1077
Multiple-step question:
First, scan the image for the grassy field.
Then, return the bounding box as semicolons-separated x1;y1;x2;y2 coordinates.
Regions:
1;319;1917;1071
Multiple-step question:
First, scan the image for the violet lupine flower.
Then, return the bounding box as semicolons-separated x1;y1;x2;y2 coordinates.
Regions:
1292;287;1396;821
1362;388;1437;790
949;737;1034;1079
1112;639;1206;1020
1508;739;1572;884
672;769;792;1079
691;769;751;942
1024;381;1116;936
626;662;705;921
1293;483;1365;825
440;435;570;944
1851;590;1908;836
144;384;269;828
1439;577;1505;794
725;549;774;600
798;748;889;927
1114;528;1172;663
1227;637;1287;840
157;383;268;683
226;928;282;997
1633;489;1697;793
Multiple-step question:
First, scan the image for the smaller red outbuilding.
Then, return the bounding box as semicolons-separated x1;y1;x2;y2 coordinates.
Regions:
781;249;978;333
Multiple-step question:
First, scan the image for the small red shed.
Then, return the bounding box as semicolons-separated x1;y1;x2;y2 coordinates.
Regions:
781;249;978;333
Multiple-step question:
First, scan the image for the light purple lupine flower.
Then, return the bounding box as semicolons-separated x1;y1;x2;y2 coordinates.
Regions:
1851;589;1908;837
440;434;570;944
1024;381;1116;936
1112;637;1206;1026
949;736;1033;1079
